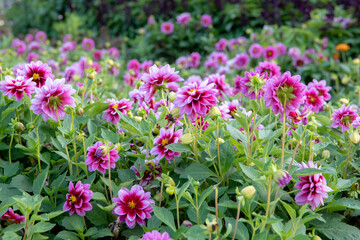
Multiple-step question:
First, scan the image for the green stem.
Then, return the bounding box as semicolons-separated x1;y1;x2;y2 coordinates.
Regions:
72;111;79;177
214;186;221;238
195;188;200;225
232;198;242;240
56;108;73;175
216;120;223;180
261;175;272;232
175;193;180;229
280;107;286;169
344;142;352;178
8;128;14;164
35;127;41;173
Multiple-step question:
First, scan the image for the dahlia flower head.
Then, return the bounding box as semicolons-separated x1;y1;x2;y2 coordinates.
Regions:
177;12;191;25
174;78;218;121
63;181;93;216
205;74;230;100
304;87;325;113
233;75;242;96
112;185;154;228
127;59;141;73
288;47;301;58
176;56;189;69
255;61;281;78
30;78;76;122
21;61;55;88
35;31;47;43
307;79;331;101
82;38;95;51
86;141;120;174
276;43;287;56
288;108;309;125
103;98;133;124
240;71;268;100
294;161;332;211
0;75;36;101
139;64;183;102
93;50;104;61
221;99;240;119
161;22;174;34
189;52;201;68
150;126;183;163
26;52;40;63
139;230;173;240
1;208;25;224
263;71;305;115
273;169;292;188
216;38;227;51
263;46;278;60
108;47;119;59
232;53;249;70
201;14;212;27
331;104;358;133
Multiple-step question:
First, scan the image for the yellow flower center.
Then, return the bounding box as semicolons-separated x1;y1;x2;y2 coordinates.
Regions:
69;195;77;203
128;200;136;209
112;104;119;109
189;88;196;93
161;138;169;146
310;97;315;102
33;73;39;80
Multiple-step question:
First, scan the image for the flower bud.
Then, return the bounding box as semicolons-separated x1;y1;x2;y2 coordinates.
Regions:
97;78;103;85
153;124;160;135
216;138;225;144
322;150;330;159
241;185;256;199
115;143;122;152
64;107;72;114
76;107;84;116
134;116;142;123
87;72;96;80
353;59;360;65
127;110;133;118
340;98;349;105
209;106;221;119
14;122;25;132
273;169;292;188
341;76;350;85
170;107;181;118
105;42;111;48
312;236;322;240
153;192;162;202
183;220;192;227
166;186;175;195
0;65;2;74
137;109;147;117
168;91;176;102
107;59;114;66
350;131;360;144
180;133;194;144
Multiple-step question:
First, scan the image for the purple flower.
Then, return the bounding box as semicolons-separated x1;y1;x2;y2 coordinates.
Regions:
206;74;230;100
93;50;104;61
0;75;36;101
288;47;301;58
231;53;249;70
112;185;154;228
174;78;218;120
139;230;173;240
249;43;263;59
86;141;120;174
255;61;281;78
35;31;47;43
216;38;227;51
201;14;212;28
307;79;331;101
331;104;358;133
304;87;324;113
274;169;292;188
108;47;119;58
177;12;191;25
263;71;305;115
1;208;25;224
30;78;76;122
127;59;141;73
26;52;40;63
161;22;174;34
294;162;332;211
63;181;93;216
176;56;189;68
22;61;55;88
189;52;201;68
276;43;287;56
263;46;277;60
103;98;133;124
240;71;268;100
150;126;183;163
82;38;95;51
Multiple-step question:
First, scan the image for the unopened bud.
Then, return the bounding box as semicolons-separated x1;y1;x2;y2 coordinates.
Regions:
241;185;256;199
153;192;162;202
105;42;111;48
76;107;84;116
14;122;25;132
153;124;160;135
180;133;194;144
312;236;322;240
134;116;142;123
350;131;360;144
273;169;292;188
322;150;330;159
168;91;176;102
87;72;96;80
183;220;192;227
138;109;147;117
209;106;221;119
341;76;350;85
216;138;225;144
340;98;349;105
127;110;133;118
115;143;122;152
166;186;175;195
97;78;103;85
170;107;181;118
353;59;360;65
107;59;114;66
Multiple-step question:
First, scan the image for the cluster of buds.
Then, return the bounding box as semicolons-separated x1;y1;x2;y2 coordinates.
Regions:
159;173;176;196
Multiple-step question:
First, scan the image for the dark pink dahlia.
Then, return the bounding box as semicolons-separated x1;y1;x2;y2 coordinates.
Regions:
63;181;93;216
103;98;133;124
0;75;36;101
331;104;358;132
23;61;55;88
85;141;120;174
240;71;268;100
1;208;25;224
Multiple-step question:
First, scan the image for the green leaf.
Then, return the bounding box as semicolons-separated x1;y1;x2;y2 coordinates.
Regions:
239;163;261;179
183;225;206;240
152;206;176;232
33;166;49;195
224;217;249;240
92;228;113;238
62;215;84;233
327;198;360;210
165;143;191;153
87;119;97;135
2;231;21;240
281;201;296;221
92;192;107;203
313;219;360;240
84;102;109;118
30;222;55;234
55;231;79;240
101;129;119;144
11;175;33;192
219;141;235;173
293;168;327;176
226;124;248;148
4;161;19;178
180;162;217;180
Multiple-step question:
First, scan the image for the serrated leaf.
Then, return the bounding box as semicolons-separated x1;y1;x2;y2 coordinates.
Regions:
152;206;176;232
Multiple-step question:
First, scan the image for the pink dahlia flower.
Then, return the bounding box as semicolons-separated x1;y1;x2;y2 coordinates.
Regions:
63;66;77;83
26;52;40;63
148;16;155;26
240;71;268;100
176;56;189;68
1;208;25;224
216;38;227;51
127;59;141;73
233;75;242;96
161;22;174;34
63;181;93;216
86;141;120;174
93;50;104;61
274;169;292;188
139;230;173;240
232;53;249;70
141;60;153;73
35;31;47;43
201;14;212;27
0;75;36;101
206;74;230;100
30;78;76;122
189;52;201;68
276;43;287;56
249;43;263;59
103;98;133;124
255;61;281;78
82;38;95;51
112;185;154;228
288;109;309;125
108;47;119;58
263;71;305;115
22;61;55;88
304;87;324;113
174;78;218;120
307;79;331;101
25;34;34;43
222;100;240;118
139;64;183;102
263;46;277;60
294;161;332;211
288;47;301;58
177;12;191;25
150;126;183;163
331;104;358;132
